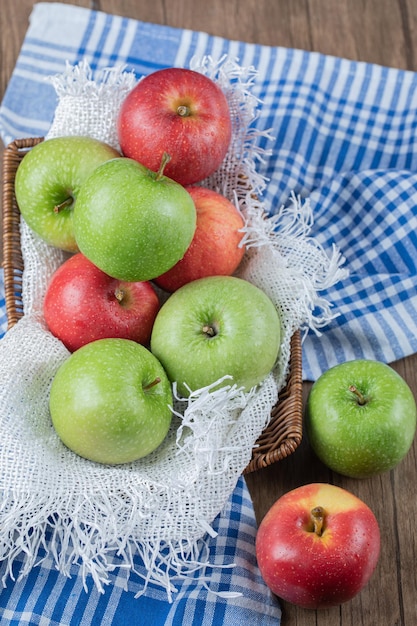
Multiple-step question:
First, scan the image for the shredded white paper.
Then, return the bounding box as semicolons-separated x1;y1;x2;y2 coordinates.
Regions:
0;57;348;599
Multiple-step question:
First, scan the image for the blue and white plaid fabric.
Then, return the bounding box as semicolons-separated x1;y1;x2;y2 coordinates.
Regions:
0;471;281;625
1;1;417;622
0;271;8;339
1;2;417;381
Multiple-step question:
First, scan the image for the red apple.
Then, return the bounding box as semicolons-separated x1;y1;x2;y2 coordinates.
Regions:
255;483;380;609
43;253;160;352
117;67;232;186
154;186;246;292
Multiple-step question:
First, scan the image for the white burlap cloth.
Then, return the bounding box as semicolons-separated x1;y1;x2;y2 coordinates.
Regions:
0;57;347;595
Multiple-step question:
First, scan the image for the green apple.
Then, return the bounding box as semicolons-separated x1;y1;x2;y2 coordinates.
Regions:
306;359;417;478
150;275;281;397
49;338;173;465
73;156;197;282
14;136;120;251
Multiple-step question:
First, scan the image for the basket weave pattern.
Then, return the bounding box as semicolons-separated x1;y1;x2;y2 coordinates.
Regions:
2;137;303;473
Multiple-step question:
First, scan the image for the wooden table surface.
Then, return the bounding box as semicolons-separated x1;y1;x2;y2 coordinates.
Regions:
1;2;417;625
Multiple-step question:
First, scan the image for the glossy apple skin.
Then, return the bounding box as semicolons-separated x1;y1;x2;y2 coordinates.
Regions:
15;136;120;252
43;253;160;352
49;338;173;465
150;275;281;397
256;483;381;609
306;359;417;478
73;157;196;282
154;186;246;292
117;68;232;186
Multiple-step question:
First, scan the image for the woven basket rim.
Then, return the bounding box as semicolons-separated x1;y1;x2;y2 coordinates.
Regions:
1;137;303;473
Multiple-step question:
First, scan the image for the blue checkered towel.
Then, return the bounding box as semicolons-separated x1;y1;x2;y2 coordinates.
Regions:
1;2;417;623
0;272;8;339
0;435;280;624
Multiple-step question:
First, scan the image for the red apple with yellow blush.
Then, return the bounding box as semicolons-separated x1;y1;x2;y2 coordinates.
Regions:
117;67;232;186
256;483;381;609
43;253;160;352
155;186;246;292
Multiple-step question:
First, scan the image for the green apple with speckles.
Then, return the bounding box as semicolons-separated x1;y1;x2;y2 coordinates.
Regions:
73;156;196;281
306;359;417;478
150;275;281;397
14;136;120;251
49;338;173;465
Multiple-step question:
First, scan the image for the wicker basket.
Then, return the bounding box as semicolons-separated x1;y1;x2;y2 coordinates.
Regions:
2;137;303;473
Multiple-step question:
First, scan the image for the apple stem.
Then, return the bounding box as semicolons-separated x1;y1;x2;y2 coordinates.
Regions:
177;104;191;117
143;377;161;391
155;152;171;180
349;384;367;406
53;197;73;213
310;506;325;536
114;288;125;303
